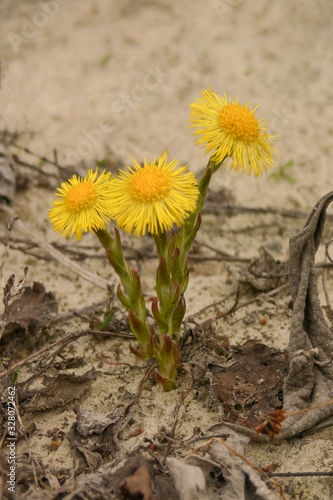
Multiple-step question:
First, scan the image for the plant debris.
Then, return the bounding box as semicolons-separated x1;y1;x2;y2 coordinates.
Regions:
22;369;96;412
244;248;288;292
212;340;288;429
282;191;333;437
1;282;58;345
182;427;282;499
254;409;287;441
0;144;15;206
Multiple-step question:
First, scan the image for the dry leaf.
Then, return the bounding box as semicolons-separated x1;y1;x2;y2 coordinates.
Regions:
0;144;15;205
119;464;154;500
23;368;96;411
254;409;287;441
283;192;333;437
4;282;58;337
212;340;288;428
244;248;288;292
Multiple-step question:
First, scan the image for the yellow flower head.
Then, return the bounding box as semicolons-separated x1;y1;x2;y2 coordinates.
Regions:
49;168;115;240
110;151;199;236
189;88;277;177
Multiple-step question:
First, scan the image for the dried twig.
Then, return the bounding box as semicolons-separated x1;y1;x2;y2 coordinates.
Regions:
204;201;333;221
185;292;235;325
187;253;250;263
11;153;59;179
322;231;333;307
0;329;134;384
0;221;11;289
0;232;252;265
100;353;143;370
195;240;250;262
15;393;39;487
12;142;65;169
216;282;289;320
186;436;286;500
124;362;157;415
50;300;109;324
0;205;111;289
216;284;240;319
270;471;333;477
162;363;193;465
0;261;28;341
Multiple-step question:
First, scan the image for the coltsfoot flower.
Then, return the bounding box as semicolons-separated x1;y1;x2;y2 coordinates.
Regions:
110;151;199;236
49;168;115;240
190;88;277;177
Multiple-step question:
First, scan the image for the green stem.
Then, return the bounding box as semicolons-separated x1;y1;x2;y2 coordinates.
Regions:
94;227;152;357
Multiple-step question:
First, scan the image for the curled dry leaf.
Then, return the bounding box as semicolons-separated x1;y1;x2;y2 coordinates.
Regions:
283;191;333;437
212;340;288;429
254;409;287;441
0;143;15;205
119;464;154;500
167;457;207;500
3;281;58;339
74;404;121;437
243;248;288;292
23;368;96;412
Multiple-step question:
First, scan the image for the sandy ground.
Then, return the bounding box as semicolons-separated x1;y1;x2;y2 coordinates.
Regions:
1;1;333;498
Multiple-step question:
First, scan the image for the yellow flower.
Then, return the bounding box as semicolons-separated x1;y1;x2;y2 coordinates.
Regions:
49;168;115;240
110;151;199;236
189;88;277;177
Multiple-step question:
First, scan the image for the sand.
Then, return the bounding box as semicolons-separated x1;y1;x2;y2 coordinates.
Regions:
1;1;333;498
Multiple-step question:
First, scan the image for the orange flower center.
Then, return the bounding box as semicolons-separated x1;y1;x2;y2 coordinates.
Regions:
129;165;172;203
66;181;98;211
219;103;259;141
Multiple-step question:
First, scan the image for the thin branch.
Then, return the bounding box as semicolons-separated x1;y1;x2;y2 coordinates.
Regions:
124;362;157;416
186;436;286;500
270;471;333;477
185;292;235;324
162;363;193;465
286;398;333;418
0;232;251;264
323;232;333;307
216;285;240;319
0;329;134;383
11;153;59;179
12;142;66;169
196;240;250;260
3;233;333;271
15;393;39;486
204;201;333;221
187;253;250;263
0;205;111;289
216;282;290;320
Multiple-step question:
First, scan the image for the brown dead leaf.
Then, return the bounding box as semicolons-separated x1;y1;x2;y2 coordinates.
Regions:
49;430;65;451
244;248;288;292
120;464;154;500
254;409;287;440
54;355;84;370
74;404;120;437
3;281;58;338
66;404;121;460
107;457;179;500
212;340;288;429
283;191;333;438
128;425;144;437
76;445;102;470
261;463;278;473
322;305;333;328
49;437;62;451
0;145;15;205
23;368;96;412
16;412;36;439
